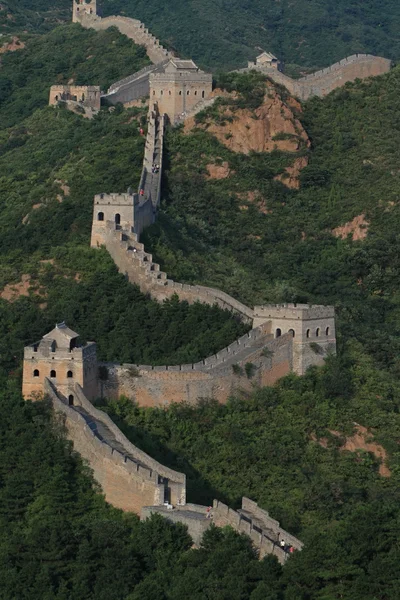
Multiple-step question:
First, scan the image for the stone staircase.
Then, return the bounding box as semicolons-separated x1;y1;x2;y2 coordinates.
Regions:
174;96;217;124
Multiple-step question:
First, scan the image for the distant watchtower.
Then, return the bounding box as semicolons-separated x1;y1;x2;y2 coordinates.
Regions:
73;0;97;23
22;323;98;404
253;304;336;375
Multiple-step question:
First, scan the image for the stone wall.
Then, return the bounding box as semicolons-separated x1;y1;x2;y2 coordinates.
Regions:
150;71;213;123
99;330;292;406
77;13;172;64
49;85;101;110
98;222;254;323
44;379;186;511
141;504;211;545
213;498;303;564
244;54;391;100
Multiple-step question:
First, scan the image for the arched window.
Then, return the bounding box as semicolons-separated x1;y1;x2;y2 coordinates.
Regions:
187;90;190;95
169;90;171;96
195;90;197;96
68;395;74;406
55;95;59;101
325;327;330;336
115;214;121;226
33;369;40;377
316;328;320;337
50;370;56;378
288;329;295;338
153;90;155;96
81;93;85;102
67;370;73;378
51;341;56;352
179;91;182;96
160;90;163;96
275;328;282;338
202;90;205;98
306;329;310;338
97;212;104;221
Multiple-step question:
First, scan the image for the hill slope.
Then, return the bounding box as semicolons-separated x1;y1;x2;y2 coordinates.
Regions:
2;1;400;70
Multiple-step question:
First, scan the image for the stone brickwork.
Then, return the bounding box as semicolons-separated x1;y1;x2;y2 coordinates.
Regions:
22;323;98;402
74;5;172;65
99;328;293;406
90;108;162;247
253;304;336;375
244;54;391;100
49;85;101;111
44;378;186;512
149;59;213;123
212;498;303;564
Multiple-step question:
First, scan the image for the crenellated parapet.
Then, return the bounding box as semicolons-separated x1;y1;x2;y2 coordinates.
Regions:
244;52;391;100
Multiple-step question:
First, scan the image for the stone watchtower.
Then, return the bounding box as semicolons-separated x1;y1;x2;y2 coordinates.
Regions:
22;323;98;404
253;304;336;375
90;192;137;248
73;0;97;23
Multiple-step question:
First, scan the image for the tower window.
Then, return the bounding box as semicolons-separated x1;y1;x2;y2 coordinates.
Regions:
33;369;40;377
115;214;121;226
275;328;282;338
316;328;320;337
202;90;205;98
306;329;310;338
195;90;197;95
68;395;74;406
169;90;171;96
97;212;104;221
187;90;190;95
67;370;73;378
179;91;182;96
288;329;295;338
325;327;330;336
50;370;56;378
160;90;163;96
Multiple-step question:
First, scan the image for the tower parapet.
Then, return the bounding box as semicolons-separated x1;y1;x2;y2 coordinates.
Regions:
73;0;97;23
253;304;336;374
22;323;98;403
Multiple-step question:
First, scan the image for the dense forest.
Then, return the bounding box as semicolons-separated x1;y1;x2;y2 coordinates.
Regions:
1;14;400;600
2;0;400;70
0;26;249;377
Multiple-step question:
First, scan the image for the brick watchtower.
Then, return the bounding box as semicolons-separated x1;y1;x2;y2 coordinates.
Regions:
22;323;98;404
253;304;336;375
73;0;97;23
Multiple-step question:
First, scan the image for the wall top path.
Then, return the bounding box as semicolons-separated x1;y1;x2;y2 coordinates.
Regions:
78;12;173;65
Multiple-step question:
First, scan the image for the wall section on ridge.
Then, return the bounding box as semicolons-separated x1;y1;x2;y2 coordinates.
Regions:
44;379;186;511
99;330;293;406
245;54;391;100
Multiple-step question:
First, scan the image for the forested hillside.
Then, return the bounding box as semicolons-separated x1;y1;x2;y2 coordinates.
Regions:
0;25;248;379
1;14;400;600
2;0;400;70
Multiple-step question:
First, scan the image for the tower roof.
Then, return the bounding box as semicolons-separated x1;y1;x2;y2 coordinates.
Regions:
43;322;80;348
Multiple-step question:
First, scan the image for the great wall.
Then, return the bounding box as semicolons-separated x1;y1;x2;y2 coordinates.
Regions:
23;0;393;559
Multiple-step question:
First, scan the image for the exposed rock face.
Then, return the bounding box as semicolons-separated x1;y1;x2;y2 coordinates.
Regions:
0;36;25;54
205;161;232;180
312;424;390;478
275;156;309;189
186;85;310;156
333;214;369;241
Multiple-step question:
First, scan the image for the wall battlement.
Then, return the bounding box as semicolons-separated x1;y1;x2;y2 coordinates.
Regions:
244;53;391;100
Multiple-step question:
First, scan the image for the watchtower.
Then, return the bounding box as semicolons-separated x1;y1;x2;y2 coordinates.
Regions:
253;304;336;375
90;192;137;248
22;323;98;404
73;0;97;23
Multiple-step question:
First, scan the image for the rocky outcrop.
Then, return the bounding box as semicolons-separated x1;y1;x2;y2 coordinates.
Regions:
333;214;369;241
185;86;310;156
